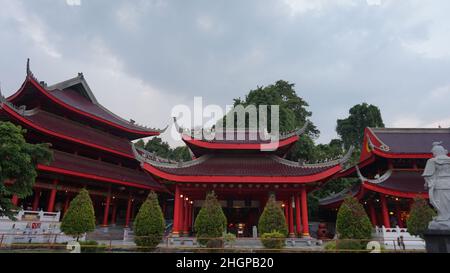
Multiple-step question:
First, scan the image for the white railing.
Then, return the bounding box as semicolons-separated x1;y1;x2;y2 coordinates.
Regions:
372;225;425;250
0;210;84;246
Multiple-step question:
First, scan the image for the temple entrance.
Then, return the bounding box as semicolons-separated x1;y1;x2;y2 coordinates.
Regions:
224;207;260;237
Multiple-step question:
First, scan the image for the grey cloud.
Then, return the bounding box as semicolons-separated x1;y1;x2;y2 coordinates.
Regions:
1;0;450;146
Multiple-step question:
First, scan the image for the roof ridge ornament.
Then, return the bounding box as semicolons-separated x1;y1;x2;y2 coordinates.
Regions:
355;165;392;184
132;143;210;168
26;58;31;76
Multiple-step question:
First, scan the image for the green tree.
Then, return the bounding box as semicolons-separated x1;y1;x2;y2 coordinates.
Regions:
171;146;192;161
194;191;227;246
258;195;288;236
335;196;372;250
407;198;435;239
0;121;52;219
144;137;171;158
336;103;384;150
60;188;96;240
133;191;165;250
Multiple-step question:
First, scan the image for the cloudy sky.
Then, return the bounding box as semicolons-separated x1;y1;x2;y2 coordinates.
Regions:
1;0;450;147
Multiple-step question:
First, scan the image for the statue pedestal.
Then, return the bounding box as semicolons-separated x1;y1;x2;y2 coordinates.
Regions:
424;229;450;253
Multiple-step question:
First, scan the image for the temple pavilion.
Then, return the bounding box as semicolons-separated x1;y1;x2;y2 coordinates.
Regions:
134;120;353;237
0;61;167;227
319;127;444;229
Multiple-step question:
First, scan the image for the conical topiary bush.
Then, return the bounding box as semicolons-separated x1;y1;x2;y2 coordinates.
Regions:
335;196;372;250
133;191;165;250
194;191;227;247
258;194;288;249
60;188;96;241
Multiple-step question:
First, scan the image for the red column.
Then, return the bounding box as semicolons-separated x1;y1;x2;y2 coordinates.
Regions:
183;197;189;235
396;203;404;228
380;195;391;228
63;194;70;214
295;194;302;236
189;202;194;229
301;186;310;237
47;180;58;212
125;197;132;228
102;192;111;227
283;202;288;226
288;196;295;237
111;203;117;225
33;189;41;211
173;185;182;236
11;195;19;206
368;201;378;227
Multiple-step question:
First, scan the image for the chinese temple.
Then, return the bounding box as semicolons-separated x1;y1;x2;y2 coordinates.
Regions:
134;120;353;237
319;127;444;229
0;61;167;228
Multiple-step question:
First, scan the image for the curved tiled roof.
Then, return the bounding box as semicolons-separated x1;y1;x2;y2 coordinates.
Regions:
363;170;427;195
40;150;164;190
8;75;164;138
0;104;134;158
369;128;450;154
141;153;340;177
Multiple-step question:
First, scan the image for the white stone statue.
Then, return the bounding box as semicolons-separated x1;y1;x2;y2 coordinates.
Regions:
423;142;450;230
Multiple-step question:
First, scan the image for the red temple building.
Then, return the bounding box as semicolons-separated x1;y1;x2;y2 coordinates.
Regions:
0;62;167;228
134;121;353;237
319;127;445;229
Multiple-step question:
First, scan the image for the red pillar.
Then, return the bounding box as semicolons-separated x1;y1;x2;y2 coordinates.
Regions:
102;192;111;227
125;197;132;228
301;186;310;237
295;193;302;236
11;195;19;206
111;203;117;225
173;185;182;236
288;196;295;237
380;195;391;228
183;197;189;235
33;189;41;211
284;202;288;226
189;202;194;229
47;180;58;212
368;201;378;227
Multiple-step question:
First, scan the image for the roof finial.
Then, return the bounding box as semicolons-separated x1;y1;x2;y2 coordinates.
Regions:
26;58;31;76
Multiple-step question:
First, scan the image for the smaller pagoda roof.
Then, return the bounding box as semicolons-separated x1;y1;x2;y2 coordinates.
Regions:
319;168;428;208
133;144;353;183
174;117;309;157
318;183;362;207
38;150;165;191
366;127;450;158
355;167;428;198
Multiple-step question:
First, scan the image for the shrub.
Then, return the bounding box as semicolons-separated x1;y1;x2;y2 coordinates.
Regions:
261;232;285;249
79;240;106;253
335;196;372;250
194;191;227;247
223;232;237;247
258;195;288;236
60;188;95;241
407;197;436;239
133;191;165;250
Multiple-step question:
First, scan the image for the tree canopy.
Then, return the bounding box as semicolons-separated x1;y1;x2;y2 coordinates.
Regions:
0;121;53;219
136;137;191;162
336;103;384;150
